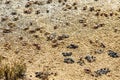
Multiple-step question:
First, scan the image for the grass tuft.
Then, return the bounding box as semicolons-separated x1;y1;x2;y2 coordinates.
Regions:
0;60;26;80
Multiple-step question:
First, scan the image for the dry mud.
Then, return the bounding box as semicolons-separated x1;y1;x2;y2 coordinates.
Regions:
0;0;120;80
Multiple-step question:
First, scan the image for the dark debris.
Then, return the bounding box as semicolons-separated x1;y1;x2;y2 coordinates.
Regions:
108;50;119;58
3;29;12;33
77;57;85;66
35;72;49;79
67;44;78;49
62;52;72;57
64;58;75;64
94;68;110;77
85;55;96;62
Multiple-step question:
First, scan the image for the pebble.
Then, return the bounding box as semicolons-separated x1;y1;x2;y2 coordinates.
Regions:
83;6;87;10
94;68;110;76
108;50;119;58
84;68;91;74
24;8;32;14
1;17;8;22
95;49;103;54
100;43;106;48
77;57;85;66
93;23;104;29
57;34;69;40
79;19;85;23
35;10;40;14
67;44;78;49
61;34;69;38
57;36;64;40
34;1;44;5
11;12;17;15
5;1;11;4
29;30;36;34
85;55;96;62
25;2;32;8
35;72;49;79
64;58;75;64
47;33;56;41
52;42;59;48
89;7;94;11
62;52;72;57
3;29;12;33
33;43;41;50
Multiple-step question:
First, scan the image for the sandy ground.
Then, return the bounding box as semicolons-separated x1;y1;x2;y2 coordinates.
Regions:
0;0;120;80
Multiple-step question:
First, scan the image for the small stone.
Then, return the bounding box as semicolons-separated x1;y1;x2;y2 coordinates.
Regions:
33;35;39;38
67;44;78;49
13;17;19;21
72;2;77;6
47;33;56;41
65;22;70;26
94;68;110;77
22;42;28;46
64;0;67;2
25;2;32;8
95;49;103;54
46;0;52;4
35;10;40;14
93;23;104;29
5;1;11;4
89;7;94;11
46;10;49;13
83;6;87;10
64;58;75;64
35;72;49;79
11;12;17;15
3;29;12;33
84;69;91;74
51;39;57;43
108;50;119;58
58;0;62;3
62;52;72;57
57;34;69;40
52;43;59;48
35;28;41;31
104;13;108;17
33;44;41;50
95;12;99;16
53;26;58;29
85;55;96;62
19;37;23;40
29;30;36;34
1;17;8;22
74;6;78;10
77;57;85;66
79;19;85;23
7;22;16;28
34;1;44;5
14;50;19;54
24;8;32;14
61;34;69;38
23;27;29;31
57;36;63;40
100;43;106;48
30;75;32;77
